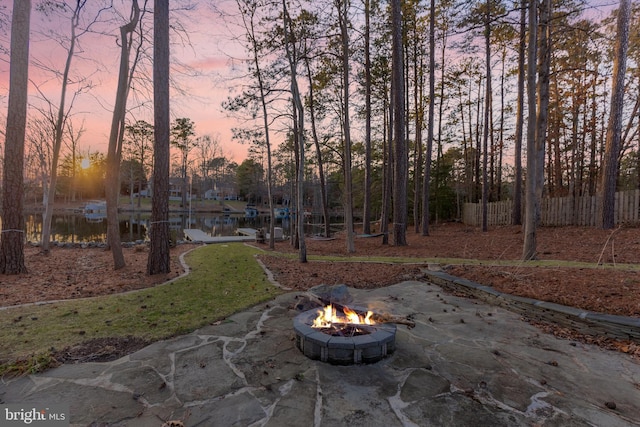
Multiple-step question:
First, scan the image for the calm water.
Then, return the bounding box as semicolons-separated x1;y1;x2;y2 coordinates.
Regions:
20;212;289;244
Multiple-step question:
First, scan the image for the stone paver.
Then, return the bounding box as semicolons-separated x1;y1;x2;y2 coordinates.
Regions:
1;281;639;426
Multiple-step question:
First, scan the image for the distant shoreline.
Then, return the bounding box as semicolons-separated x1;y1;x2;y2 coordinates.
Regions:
22;200;239;215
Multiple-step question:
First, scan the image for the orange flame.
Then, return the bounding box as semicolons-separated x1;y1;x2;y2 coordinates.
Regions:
312;304;375;328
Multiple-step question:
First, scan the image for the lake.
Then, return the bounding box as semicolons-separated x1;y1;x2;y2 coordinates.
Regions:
18;211;335;244
21;212;287;244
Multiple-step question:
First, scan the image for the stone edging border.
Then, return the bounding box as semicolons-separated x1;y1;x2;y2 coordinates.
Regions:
422;269;640;343
0;245;199;312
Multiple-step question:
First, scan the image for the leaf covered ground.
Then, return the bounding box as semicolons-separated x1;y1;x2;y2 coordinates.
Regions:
1;223;638;361
258;223;640;318
2;224;639;317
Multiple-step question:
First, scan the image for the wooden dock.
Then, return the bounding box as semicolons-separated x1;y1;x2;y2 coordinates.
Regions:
184;227;284;244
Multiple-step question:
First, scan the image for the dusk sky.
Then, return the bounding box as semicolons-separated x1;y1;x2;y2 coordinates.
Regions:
0;0;251;162
0;0;619;166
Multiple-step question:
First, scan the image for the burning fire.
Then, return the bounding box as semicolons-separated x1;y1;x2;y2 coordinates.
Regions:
312;304;375;328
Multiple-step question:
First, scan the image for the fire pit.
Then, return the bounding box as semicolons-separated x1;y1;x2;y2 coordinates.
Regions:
293;304;397;365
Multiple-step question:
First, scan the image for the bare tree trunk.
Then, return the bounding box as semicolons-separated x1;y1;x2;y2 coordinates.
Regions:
392;0;407;246
283;0;307;262
421;0;435;236
363;0;372;236
497;50;505;200
589;72;599;196
254;20;276;249
512;0;526;225
434;28;447;222
456;81;472;205
290;126;300;249
599;0;631;229
1;0;31;274
41;1;83;254
523;0;538;260
481;5;492;232
413;43;423;234
292;99;306;261
304;55;331;238
535;0;551;223
474;77;482;203
381;92;392;245
335;0;355;252
106;0;140;270
147;0;171;275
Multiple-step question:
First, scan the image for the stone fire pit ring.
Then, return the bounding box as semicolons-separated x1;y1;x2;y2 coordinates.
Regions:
293;306;397;365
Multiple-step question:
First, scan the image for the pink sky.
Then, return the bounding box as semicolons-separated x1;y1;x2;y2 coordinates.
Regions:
0;1;253;163
1;0;618;168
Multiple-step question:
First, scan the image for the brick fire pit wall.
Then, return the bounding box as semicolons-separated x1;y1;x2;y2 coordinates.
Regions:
293;308;397;365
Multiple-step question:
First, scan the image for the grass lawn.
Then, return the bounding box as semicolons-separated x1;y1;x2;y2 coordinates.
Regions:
0;243;282;376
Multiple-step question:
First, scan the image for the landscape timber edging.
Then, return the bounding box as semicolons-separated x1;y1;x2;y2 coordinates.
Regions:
422;269;640;343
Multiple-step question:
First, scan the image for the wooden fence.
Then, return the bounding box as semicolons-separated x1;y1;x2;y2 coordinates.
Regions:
462;189;640;227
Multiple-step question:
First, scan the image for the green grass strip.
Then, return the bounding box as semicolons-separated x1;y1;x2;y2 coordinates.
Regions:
267;251;640;271
0;243;282;374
